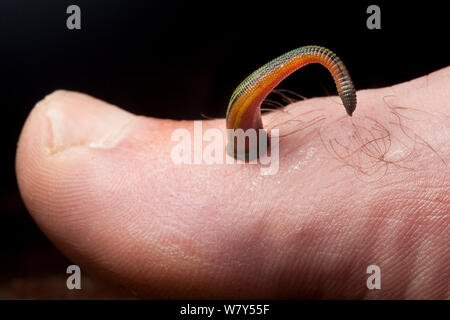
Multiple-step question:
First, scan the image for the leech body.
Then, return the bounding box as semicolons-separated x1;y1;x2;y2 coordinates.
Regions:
226;45;356;158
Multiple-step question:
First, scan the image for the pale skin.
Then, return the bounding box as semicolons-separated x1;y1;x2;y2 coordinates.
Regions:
16;67;449;299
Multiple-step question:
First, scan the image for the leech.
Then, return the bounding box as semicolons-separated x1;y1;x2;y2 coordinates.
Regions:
226;45;357;159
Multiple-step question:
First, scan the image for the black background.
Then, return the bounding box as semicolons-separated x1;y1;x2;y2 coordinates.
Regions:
0;0;448;298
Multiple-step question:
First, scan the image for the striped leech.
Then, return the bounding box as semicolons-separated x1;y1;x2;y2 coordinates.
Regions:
226;45;356;159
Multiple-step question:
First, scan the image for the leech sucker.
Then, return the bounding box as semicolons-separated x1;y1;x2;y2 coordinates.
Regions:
226;45;357;158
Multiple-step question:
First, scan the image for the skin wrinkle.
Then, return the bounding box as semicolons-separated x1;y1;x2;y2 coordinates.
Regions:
394;219;436;297
275;202;358;298
361;175;448;298
358;215;415;297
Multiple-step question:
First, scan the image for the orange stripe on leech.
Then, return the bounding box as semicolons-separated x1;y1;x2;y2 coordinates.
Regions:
232;65;292;130
233;85;272;129
230;53;339;130
230;85;260;129
231;91;259;130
